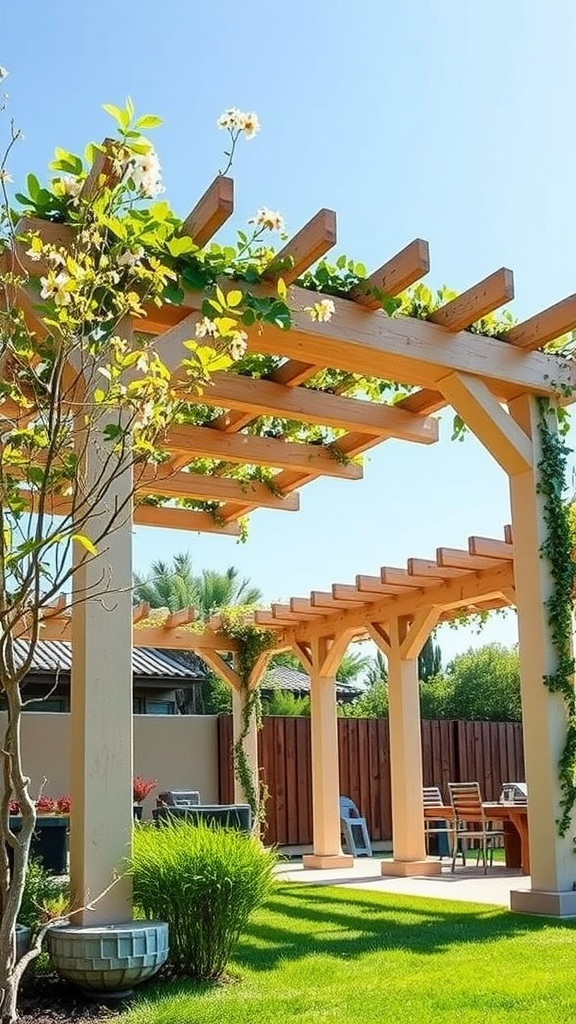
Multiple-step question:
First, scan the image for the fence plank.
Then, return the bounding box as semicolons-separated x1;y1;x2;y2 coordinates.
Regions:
218;715;526;847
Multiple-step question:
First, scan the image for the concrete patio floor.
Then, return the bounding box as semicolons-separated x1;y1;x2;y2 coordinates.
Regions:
276;857;529;908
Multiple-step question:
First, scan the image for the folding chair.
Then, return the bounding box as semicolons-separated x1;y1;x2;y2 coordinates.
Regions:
339;796;372;857
448;782;504;874
423;786;455;860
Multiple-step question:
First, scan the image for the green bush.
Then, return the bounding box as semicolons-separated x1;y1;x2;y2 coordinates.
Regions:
18;858;68;931
130;822;276;980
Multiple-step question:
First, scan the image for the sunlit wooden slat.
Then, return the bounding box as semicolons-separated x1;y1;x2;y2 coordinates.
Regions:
164;424;363;479
428;269;514;332
132;602;150;624
350;238;430;309
137;466;299;511
263;209;337;285
436;547;502;571
179;176;234;247
310;591;364;609
407;559;467;580
356;575;409;596
502;294;576;351
196;373;438;443
135;505;240;534
164;607;197;628
468;536;514;560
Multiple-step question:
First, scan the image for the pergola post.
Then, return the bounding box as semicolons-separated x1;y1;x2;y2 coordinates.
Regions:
69;419;134;924
370;615;441;877
231;687;259;806
302;636;354;869
508;394;576;916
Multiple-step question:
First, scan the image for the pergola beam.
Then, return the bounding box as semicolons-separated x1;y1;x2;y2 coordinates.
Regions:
503;293;576;351
137;465;300;511
164;424;363;479
428;268;514;332
349;238;430;309
179;176;234;247
263;209;337;284
185;372;438;443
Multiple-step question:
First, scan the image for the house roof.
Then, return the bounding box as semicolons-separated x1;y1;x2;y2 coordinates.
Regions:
262;665;361;700
11;640;205;681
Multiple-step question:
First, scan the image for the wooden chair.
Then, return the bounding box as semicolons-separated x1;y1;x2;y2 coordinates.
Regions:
448;782;504;874
423;786;455;860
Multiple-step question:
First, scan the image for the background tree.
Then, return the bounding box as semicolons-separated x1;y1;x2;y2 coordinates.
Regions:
418;636;442;682
134;552;263;713
341;650;388;718
427;643;521;722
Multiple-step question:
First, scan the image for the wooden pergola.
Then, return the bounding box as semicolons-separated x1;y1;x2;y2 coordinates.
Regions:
8;155;576;919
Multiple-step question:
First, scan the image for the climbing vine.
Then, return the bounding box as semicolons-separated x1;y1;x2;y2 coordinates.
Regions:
220;609;276;828
537;398;576;836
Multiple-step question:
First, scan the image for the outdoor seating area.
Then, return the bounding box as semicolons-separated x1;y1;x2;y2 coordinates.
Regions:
423;783;530;875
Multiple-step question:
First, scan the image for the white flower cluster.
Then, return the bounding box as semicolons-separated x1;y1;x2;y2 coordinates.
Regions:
0;67;8;82
0;169;12;184
249;207;285;233
195;317;218;339
39;270;72;306
59;176;82;199
217;108;260;139
195;317;247;360
308;299;335;323
130;149;164;198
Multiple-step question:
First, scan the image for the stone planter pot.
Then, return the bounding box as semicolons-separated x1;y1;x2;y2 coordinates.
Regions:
47;920;168;997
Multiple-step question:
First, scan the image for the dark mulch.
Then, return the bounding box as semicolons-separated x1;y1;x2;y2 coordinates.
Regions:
17;971;128;1024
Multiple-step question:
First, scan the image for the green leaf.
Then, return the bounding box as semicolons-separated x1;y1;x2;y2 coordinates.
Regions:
103;103;128;128
135;115;163;129
226;289;243;308
167;236;195;258
26;174;40;201
72;533;98;556
103;423;123;441
163;283;186;305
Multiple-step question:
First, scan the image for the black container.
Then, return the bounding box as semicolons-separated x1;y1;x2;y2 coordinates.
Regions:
152;803;252;833
9;816;68;875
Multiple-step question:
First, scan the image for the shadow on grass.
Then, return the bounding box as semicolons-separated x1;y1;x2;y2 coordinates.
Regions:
232;882;576;973
131;882;576;1010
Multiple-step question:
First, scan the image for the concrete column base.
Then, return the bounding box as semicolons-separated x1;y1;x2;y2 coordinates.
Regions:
302;853;354;870
510;888;576;917
381;859;442;877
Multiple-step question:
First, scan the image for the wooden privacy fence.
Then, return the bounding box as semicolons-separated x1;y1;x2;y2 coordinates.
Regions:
218;716;525;847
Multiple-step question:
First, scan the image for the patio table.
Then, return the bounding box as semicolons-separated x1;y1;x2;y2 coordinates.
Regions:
424;803;529;874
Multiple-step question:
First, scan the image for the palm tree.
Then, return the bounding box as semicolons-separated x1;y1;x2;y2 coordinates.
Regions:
133;554;262;619
133;553;263;713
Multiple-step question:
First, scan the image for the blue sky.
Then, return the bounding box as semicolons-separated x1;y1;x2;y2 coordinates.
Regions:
3;0;575;664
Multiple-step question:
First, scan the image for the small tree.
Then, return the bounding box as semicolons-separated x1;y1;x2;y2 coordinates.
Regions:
0;90;292;1021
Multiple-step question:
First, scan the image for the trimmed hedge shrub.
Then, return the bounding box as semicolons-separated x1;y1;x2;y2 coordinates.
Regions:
130;821;276;979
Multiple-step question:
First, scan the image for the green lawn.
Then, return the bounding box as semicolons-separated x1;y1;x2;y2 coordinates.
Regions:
119;884;576;1024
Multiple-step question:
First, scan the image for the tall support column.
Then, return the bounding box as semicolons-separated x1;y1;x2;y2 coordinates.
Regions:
231;687;259;807
70;418;134;925
508;395;576;915
370;615;441;878
302;637;353;869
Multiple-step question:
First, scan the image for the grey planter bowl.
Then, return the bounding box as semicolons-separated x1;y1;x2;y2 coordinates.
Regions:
47;920;168;997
